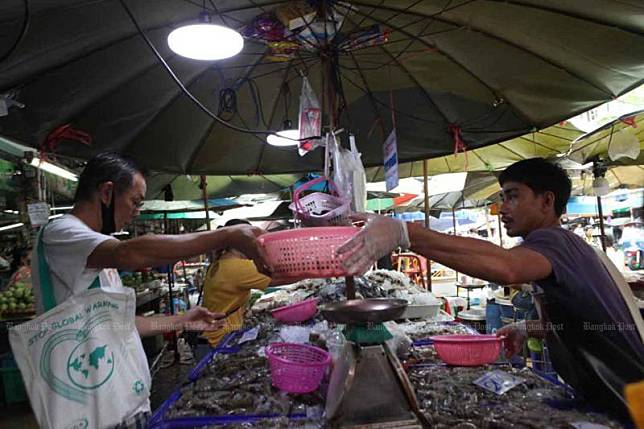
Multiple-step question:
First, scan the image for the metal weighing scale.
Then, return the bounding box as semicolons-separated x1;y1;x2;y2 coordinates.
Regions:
320;298;425;428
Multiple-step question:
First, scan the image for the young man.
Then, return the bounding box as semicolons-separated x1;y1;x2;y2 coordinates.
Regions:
32;152;271;426
338;158;643;419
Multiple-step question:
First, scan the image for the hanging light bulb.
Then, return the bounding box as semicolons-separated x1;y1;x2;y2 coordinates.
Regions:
266;120;299;147
167;12;244;61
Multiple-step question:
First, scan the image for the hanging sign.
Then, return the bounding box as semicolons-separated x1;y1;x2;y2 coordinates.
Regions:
27;202;50;227
383;130;399;192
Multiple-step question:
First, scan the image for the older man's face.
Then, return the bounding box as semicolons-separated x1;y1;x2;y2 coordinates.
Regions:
114;173;146;231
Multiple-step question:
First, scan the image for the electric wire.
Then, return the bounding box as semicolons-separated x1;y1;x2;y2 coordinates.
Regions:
117;0;317;142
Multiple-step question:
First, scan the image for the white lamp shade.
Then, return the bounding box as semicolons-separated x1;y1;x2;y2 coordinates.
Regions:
266;129;300;147
167;24;244;60
592;177;610;196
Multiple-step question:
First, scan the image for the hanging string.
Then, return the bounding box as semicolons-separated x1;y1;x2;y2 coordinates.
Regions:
449;123;468;171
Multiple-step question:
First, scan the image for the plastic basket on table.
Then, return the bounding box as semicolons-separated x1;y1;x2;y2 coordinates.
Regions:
430;335;502;366
271;298;319;323
265;343;331;394
259;226;359;283
289;177;350;226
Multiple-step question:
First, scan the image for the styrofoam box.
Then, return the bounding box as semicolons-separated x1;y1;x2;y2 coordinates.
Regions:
401;302;442;320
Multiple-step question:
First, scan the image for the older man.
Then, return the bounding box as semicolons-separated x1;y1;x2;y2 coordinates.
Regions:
32;152;270;426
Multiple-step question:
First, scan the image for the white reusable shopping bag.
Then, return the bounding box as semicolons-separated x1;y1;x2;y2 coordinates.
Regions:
8;231;151;429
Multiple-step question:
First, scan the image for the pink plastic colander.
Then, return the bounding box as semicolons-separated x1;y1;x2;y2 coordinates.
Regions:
259;226;359;283
265;343;331;393
271;298;319;324
430;335;501;366
289;177;350;227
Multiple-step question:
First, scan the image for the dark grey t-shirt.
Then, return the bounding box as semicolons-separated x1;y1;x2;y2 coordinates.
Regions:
521;227;643;414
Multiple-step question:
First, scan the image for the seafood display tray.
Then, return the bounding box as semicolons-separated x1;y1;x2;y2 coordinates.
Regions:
188;330;248;382
406;363;624;428
150;329;311;429
410;321;480;346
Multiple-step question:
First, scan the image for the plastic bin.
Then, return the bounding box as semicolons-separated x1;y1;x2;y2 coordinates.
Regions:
0;353;28;405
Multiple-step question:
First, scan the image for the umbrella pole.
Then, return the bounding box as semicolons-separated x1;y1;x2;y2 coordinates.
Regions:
423;160;432;291
200;176;211;231
423;160;430;228
197;176;210;307
596;196;607;252
497;213;503;248
164;211;178;360
452;207;459;283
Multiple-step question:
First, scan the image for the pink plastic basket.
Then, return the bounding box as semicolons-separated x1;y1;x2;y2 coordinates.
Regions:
271;298;319;323
265;343;331;393
259;226;359;283
430;335;501;366
289;177;350;226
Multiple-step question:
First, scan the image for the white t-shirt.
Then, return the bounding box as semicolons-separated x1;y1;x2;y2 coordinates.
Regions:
32;214;151;417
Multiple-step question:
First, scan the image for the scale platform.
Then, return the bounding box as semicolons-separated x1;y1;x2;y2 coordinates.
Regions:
321;299;424;428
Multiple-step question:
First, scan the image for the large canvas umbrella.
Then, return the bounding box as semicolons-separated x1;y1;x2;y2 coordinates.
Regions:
1;1;643;175
568;109;644;165
571;165;644;196
367;122;582;179
145;172;301;200
400;171;500;211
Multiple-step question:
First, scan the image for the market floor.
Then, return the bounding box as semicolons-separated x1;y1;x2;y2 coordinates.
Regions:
0;402;38;428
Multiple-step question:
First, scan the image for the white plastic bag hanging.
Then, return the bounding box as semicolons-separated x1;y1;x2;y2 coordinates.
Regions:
608;127;640;161
349;134;367;212
331;133;367;212
298;76;322;156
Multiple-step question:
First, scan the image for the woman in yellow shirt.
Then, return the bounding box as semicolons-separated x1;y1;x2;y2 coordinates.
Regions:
202;219;272;346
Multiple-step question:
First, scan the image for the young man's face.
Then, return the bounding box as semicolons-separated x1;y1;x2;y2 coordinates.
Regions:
114;173;146;231
499;181;553;238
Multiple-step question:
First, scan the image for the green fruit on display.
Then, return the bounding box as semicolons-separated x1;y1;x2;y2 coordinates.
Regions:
18;303;26;310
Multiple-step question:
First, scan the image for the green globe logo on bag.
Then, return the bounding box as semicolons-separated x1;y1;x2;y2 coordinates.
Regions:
67;339;114;389
40;312;116;403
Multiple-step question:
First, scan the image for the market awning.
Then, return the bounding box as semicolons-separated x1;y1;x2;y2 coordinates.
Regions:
139;199;241;213
1;2;643;175
569;109;644;165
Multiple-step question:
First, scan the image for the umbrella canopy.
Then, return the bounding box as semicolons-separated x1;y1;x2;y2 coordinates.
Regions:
139;199;241;212
367;122;582;179
570;165;644;196
145;172;301;200
1;1;643;175
400;171;500;211
568;109;644;165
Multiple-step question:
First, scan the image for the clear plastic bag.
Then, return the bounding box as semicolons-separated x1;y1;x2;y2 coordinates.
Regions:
298;76;322;156
330;133;367;212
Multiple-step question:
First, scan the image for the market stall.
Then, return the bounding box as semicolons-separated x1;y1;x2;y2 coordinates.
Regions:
148;271;627;428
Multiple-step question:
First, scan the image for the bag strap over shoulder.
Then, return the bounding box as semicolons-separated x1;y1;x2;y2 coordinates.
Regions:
593;247;644;343
37;225;101;312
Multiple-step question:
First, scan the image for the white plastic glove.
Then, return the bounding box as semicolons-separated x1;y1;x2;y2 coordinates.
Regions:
337;213;410;276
